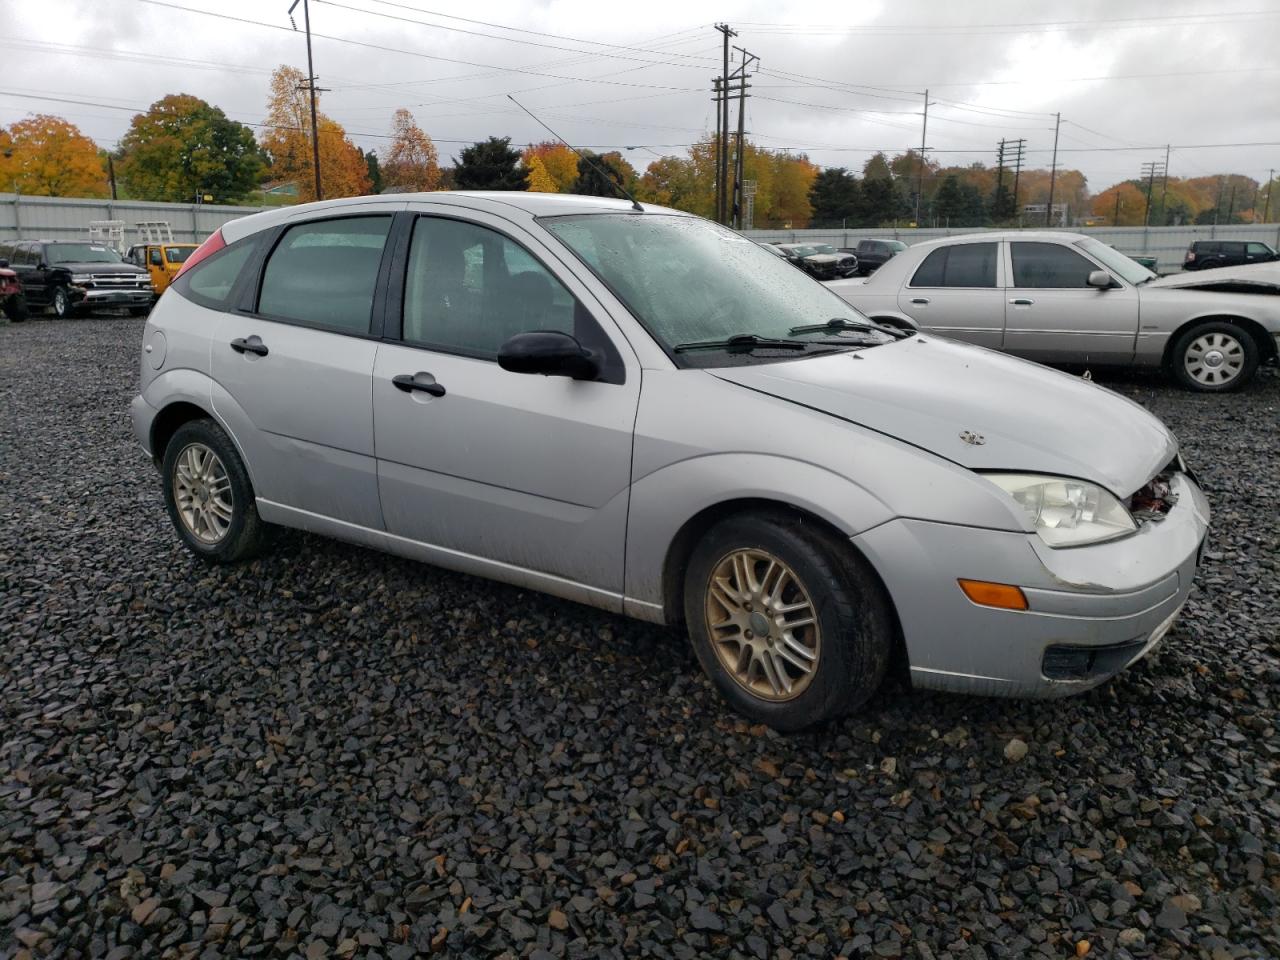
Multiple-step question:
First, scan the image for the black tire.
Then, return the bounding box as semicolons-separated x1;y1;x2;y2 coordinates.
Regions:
161;418;270;563
51;285;74;319
3;294;27;322
1169;321;1259;392
129;306;150;317
683;510;893;731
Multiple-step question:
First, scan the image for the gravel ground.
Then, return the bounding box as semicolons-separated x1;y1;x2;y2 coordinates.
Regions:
2;317;1278;960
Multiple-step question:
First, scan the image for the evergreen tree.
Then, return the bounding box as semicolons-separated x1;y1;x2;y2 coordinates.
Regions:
570;152;627;197
361;149;384;194
808;168;860;226
453;136;529;191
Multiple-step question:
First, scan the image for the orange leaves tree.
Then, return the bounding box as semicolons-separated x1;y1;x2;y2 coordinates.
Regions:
0;115;108;197
261;65;370;202
521;142;578;192
1091;182;1148;226
381;108;441;192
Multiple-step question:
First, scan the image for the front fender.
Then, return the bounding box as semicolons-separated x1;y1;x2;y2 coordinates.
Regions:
623;452;895;617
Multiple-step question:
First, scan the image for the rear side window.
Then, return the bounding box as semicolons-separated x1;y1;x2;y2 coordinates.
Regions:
911;243;997;288
177;237;258;309
1010;242;1096;288
258;216;392;334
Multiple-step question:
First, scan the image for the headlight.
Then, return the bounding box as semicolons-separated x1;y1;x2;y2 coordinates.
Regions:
986;473;1136;547
70;274;92;283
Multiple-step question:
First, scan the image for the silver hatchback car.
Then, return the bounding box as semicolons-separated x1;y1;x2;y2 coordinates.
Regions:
132;193;1210;730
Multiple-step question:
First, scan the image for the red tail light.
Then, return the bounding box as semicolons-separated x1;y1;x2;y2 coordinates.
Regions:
175;229;226;278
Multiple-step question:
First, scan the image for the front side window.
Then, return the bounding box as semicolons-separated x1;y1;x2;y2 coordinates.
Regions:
258;216;391;334
1246;242;1272;256
150;249;164;266
911;243;998;288
401;217;582;357
1011;242;1097;288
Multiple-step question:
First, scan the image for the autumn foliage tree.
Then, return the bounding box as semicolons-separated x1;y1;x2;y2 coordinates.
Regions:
0;115;108;197
261;65;370;201
1091;182;1148;226
521;142;578;192
117;94;263;202
381;108;441;192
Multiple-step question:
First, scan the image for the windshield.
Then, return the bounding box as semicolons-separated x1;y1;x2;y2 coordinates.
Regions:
164;246;195;263
810;244;837;254
47;243;121;264
542;214;882;365
1076;238;1155;285
888;241;908;252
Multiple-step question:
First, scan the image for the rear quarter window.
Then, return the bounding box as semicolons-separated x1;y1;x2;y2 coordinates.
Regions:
171;235;260;310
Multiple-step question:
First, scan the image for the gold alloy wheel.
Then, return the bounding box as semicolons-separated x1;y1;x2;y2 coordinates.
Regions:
173;442;234;544
704;548;820;701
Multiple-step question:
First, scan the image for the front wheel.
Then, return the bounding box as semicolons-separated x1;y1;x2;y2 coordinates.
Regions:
3;294;27;322
1170;322;1258;392
51;286;74;319
161;418;270;563
683;511;893;731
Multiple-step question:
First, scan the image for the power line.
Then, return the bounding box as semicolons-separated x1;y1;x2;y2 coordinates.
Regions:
730;9;1279;34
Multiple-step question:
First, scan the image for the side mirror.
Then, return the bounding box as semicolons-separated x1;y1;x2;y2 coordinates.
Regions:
36;262;47;271
497;330;600;380
1087;270;1114;289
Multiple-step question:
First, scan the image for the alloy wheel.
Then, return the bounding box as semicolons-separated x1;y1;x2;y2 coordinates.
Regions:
173;442;234;543
1183;331;1245;387
703;548;820;701
53;288;69;318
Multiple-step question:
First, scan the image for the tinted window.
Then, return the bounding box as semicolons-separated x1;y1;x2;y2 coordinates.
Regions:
1010;242;1097;288
1223;242;1245;255
1198;242;1220;254
1247;242;1273;256
180;238;258;308
911;243;997;288
258;217;391;334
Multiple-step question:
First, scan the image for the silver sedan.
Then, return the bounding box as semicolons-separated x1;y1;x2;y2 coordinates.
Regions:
131;195;1209;730
826;230;1280;391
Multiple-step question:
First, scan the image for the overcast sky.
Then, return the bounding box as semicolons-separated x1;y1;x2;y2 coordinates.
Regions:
3;0;1278;190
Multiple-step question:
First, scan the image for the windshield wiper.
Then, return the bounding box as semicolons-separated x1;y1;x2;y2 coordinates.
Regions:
789;317;911;340
673;333;813;353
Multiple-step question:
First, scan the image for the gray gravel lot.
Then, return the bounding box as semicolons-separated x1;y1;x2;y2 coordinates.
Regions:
2;317;1278;960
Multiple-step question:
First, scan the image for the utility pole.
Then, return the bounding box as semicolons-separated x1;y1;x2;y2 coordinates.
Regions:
1045;112;1061;227
1264;168;1275;223
995;138;1006;219
1008;138;1026;223
1158;144;1170;225
1140;158;1165;227
915;89;929;225
731;45;758;230
713;23;736;225
290;0;324;201
1226;182;1237;223
712;77;723;223
1113;190;1122;225
106;155;118;201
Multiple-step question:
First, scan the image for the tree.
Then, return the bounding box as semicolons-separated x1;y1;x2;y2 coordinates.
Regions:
526;155;558;193
859;176;898;226
381;108;441;192
764;152;817;227
522;142;578;192
1090;182;1147;226
809;167;860;226
453;137;528;191
1;115;108;197
361;148;384;194
117;94;263;203
570;151;637;198
260;65;370;202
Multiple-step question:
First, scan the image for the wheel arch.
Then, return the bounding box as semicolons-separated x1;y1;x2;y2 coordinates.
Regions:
1162;313;1276;366
866;312;919;331
150;400;217;466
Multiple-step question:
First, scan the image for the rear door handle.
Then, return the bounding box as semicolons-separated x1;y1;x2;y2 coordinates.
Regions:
230;337;268;356
1008;298;1035;306
393;374;446;397
910;297;930;305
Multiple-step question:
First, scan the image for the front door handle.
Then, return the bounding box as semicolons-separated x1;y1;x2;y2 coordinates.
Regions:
393;374;446;397
1008;298;1035;306
910;297;930;305
230;337;268;356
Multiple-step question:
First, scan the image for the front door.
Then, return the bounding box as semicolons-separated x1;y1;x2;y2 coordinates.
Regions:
210;213;395;530
1002;240;1140;363
897;240;1005;348
372;212;639;598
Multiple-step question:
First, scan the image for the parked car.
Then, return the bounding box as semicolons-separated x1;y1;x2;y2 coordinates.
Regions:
841;238;907;275
827;230;1280;392
125;242;200;295
0;240;153;317
0;257;27;321
775;243;858;279
133;194;1209;730
1183;239;1279;271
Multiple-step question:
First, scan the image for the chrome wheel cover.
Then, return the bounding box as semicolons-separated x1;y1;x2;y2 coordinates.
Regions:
53;288;68;316
1184;331;1244;386
173;442;233;544
704;548;820;702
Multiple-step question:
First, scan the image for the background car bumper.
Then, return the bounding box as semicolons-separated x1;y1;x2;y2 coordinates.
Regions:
852;472;1210;698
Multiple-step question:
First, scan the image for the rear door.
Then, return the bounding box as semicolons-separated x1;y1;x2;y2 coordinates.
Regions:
1002;240;1139;363
897;240;1005;347
210;210;399;530
15;244;47;305
371;209;640;599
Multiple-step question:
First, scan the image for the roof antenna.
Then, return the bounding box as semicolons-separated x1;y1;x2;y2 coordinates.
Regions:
508;94;644;213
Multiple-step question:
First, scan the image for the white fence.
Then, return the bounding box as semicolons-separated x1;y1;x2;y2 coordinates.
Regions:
745;224;1280;274
0;193;269;247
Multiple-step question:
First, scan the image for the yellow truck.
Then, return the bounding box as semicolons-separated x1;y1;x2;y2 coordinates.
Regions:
124;242;199;295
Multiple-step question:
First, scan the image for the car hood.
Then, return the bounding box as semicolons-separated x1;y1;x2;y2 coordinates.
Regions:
51;261;147;275
709;336;1177;496
803;253;844;264
1147;262;1280;290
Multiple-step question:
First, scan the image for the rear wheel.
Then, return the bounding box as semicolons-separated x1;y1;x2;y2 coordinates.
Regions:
683;511;893;731
161;418;269;563
3;294;27;322
1170;321;1259;392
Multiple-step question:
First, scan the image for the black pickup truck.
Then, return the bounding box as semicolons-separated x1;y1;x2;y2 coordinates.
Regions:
0;239;153;317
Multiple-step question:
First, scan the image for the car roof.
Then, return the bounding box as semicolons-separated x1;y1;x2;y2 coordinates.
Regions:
219;191;692;243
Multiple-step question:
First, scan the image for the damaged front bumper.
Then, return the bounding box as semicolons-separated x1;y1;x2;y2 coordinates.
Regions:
852;471;1210;698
